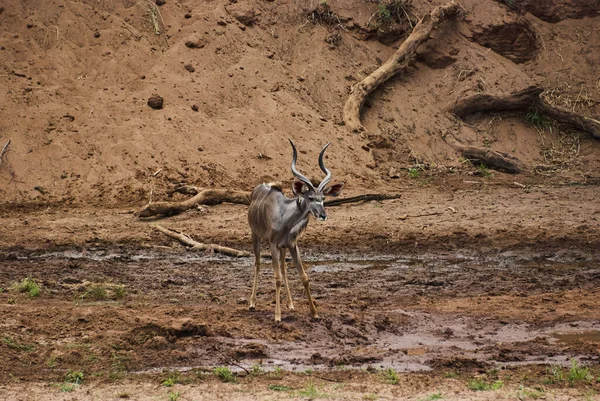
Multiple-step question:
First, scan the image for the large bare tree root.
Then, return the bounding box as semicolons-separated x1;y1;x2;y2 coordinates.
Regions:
139;189;252;218
153;224;249;257
139;189;401;218
343;1;462;133
448;86;600;139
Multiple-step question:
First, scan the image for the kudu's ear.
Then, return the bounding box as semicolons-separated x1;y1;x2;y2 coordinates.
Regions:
292;181;306;196
323;183;344;197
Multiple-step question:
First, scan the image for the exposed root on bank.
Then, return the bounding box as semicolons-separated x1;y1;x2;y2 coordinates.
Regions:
343;1;462;133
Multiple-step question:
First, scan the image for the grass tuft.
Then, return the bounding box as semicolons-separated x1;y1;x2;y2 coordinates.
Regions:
380;368;399;384
11;277;40;298
213;366;236;383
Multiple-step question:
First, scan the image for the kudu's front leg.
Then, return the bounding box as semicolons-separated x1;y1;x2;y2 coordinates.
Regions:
249;233;261;311
270;245;283;322
289;244;319;319
279;247;294;310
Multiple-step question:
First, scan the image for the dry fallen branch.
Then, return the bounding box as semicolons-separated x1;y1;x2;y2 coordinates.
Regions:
343;0;462;133
448;86;600;139
139;189;252;218
153;224;249;257
140;188;400;218
450;141;524;174
0;139;10;168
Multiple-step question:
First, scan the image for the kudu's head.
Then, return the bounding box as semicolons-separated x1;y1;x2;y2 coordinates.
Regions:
289;139;344;221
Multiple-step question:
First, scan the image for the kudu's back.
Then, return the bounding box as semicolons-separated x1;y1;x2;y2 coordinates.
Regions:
248;183;283;239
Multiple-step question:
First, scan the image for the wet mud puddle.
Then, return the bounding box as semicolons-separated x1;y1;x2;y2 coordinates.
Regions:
2;248;600;373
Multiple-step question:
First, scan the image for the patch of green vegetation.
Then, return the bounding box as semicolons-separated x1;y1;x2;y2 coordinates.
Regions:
303;367;314;376
298;381;327;398
380;368;399;385
250;363;264;376
526;110;552;131
444;371;459;379
270;365;284;379
468;379;503;391
517;386;545;400
545;364;565;384
477;162;492;178
113;284;126;299
420;393;444;401
268;384;291;391
568;359;591;384
162;371;181;387
363;394;379;401
81;284;108;301
60;370;84;392
116;392;131;399
213;366;236;383
2;336;34;352
408;167;421;179
167;391;180;401
11;277;40;298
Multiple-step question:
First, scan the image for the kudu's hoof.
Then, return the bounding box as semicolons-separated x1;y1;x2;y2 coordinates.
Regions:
248;305;256;311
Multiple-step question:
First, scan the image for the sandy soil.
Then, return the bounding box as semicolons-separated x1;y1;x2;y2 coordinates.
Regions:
1;0;599;399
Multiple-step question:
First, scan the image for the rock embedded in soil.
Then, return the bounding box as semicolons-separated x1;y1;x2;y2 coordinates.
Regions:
184;64;195;72
191;104;199;112
226;3;257;26
147;94;164;109
94;31;100;38
155;0;165;5
184;38;206;49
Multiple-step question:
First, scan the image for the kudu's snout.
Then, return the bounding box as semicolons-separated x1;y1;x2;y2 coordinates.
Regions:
318;212;327;221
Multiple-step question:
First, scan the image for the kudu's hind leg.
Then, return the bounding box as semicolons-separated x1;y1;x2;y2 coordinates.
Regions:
289;245;319;319
279;248;294;310
249;233;261;311
271;245;283;322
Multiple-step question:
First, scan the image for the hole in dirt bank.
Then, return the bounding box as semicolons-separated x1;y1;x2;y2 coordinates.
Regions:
552;330;600;345
471;20;539;63
496;0;600;23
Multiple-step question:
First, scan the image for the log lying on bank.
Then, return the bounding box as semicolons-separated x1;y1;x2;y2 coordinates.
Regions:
139;188;401;218
139;189;252;218
450;141;524;174
448;86;600;139
153;224;249;257
343;0;462;133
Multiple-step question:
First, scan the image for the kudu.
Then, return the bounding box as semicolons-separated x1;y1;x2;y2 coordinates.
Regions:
247;139;344;322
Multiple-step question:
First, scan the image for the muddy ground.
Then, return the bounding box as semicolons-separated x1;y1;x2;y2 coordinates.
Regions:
1;180;600;400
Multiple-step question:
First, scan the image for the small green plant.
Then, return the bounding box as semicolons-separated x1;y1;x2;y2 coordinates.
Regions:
114;285;126;299
213;366;236;383
270;365;283;378
11;277;40;298
381;368;399;385
377;3;392;21
526;110;552;131
162;371;181;387
468;379;503;391
444;371;458;379
546;364;564;383
298;381;326;398
363;394;379;401
168;391;180;401
2;336;34;351
420;393;444;401
250;363;264;376
517;386;544;399
61;370;84;392
408;167;421;179
477;162;492;178
568;359;591;384
304;367;314;376
268;384;291;391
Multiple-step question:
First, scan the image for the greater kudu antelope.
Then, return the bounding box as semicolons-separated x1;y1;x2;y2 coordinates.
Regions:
247;139;344;322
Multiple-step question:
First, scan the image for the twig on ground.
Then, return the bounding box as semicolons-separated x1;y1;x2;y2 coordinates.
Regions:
153;224;249;257
0;139;11;168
